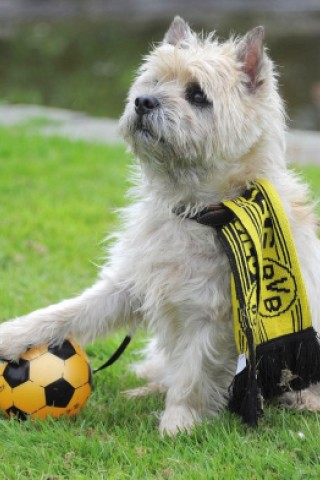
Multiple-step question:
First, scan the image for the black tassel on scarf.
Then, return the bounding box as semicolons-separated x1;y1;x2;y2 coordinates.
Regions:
229;327;320;426
228;324;261;427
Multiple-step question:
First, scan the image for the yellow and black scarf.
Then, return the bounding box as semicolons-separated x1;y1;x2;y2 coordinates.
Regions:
193;179;320;426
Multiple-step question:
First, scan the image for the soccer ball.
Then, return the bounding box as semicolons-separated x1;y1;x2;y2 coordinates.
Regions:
0;339;92;420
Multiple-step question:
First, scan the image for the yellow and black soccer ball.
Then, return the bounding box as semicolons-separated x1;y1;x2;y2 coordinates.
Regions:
0;339;92;420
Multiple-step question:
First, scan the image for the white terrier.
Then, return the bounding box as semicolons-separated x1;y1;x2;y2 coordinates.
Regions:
1;17;320;435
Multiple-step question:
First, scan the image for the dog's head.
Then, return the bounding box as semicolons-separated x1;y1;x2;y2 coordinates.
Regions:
119;17;285;197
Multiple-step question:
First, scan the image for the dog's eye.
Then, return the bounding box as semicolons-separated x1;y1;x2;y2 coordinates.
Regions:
185;84;211;107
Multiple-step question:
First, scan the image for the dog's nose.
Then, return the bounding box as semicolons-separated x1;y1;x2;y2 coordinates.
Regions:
135;95;159;116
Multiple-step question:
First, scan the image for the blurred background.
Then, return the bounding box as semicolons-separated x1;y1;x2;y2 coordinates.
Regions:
0;0;319;130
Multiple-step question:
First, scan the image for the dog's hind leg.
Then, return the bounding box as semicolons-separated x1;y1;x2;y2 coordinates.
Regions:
280;384;320;412
0;273;134;361
124;338;169;397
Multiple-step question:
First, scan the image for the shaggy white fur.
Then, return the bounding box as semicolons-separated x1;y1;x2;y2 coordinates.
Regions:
0;17;320;435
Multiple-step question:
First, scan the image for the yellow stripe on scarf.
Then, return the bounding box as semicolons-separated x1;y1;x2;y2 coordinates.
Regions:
221;179;312;356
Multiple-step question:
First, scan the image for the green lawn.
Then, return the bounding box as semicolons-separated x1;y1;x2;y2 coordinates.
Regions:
1;125;320;479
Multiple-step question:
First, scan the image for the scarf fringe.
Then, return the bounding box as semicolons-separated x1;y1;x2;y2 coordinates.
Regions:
229;327;320;426
228;364;261;427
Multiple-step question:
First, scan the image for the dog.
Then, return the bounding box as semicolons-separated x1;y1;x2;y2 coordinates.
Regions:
1;16;320;435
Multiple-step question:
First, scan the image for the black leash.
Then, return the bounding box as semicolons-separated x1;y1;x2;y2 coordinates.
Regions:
93;335;132;374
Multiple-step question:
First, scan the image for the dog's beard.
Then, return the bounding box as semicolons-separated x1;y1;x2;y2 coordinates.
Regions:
119;110;214;202
120;108;207;173
122;108;169;152
133;115;165;145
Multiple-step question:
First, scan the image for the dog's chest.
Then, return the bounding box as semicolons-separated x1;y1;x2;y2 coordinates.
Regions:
116;205;231;322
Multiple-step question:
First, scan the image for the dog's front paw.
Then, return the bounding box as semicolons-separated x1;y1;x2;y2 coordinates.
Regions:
159;405;201;437
0;322;29;362
0;340;28;362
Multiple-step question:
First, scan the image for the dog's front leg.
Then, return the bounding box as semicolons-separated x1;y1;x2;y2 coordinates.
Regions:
159;321;236;436
0;274;133;361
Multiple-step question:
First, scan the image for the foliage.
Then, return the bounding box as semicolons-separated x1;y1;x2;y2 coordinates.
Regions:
0;18;320;125
0;20;164;118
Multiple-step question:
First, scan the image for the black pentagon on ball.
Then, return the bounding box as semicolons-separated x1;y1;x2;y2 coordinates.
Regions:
6;406;28;421
48;340;76;360
3;360;30;388
45;378;75;407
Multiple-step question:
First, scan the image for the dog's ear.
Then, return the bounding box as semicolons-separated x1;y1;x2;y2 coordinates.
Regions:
237;26;265;90
163;16;193;46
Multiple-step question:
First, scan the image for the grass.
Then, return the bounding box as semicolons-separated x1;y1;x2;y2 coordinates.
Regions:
1;125;320;479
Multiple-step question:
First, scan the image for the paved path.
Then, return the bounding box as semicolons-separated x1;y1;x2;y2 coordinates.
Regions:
0;104;120;144
0;104;319;165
